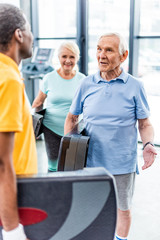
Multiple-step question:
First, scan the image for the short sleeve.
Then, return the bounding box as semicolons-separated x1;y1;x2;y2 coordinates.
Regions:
69;81;85;115
40;74;49;94
0;79;23;132
135;81;150;119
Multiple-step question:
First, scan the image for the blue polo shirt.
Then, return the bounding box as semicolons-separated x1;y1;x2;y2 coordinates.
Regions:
70;69;150;175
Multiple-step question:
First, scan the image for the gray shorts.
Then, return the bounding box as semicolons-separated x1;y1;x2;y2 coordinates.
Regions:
114;172;136;211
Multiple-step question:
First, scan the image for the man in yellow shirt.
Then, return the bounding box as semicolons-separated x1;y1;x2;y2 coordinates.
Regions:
0;3;37;240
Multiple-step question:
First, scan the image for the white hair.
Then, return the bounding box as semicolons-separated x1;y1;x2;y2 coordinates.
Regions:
58;41;80;61
99;32;128;55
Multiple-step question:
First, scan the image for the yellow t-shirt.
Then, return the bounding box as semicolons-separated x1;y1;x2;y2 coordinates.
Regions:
0;53;37;174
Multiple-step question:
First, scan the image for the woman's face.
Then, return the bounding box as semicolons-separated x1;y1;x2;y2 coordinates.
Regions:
59;47;77;73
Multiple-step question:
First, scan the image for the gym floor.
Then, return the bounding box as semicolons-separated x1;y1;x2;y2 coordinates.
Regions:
36;139;160;240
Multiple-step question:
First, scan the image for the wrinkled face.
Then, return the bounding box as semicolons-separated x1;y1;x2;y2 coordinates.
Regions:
96;35;123;73
59;47;77;73
20;20;33;59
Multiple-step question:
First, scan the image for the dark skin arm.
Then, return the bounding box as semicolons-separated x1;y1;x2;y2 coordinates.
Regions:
0;132;19;231
0;132;30;239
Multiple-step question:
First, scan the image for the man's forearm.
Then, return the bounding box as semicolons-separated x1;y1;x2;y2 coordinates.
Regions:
64;112;79;135
0;160;19;231
139;124;154;145
0;132;19;232
138;118;154;145
138;118;157;170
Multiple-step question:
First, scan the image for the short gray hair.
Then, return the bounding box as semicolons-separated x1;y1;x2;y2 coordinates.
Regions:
58;41;80;61
99;32;128;55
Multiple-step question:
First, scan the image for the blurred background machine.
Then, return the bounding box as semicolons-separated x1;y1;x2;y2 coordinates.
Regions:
22;47;54;104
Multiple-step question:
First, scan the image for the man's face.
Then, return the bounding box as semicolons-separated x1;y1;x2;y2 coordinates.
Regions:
96;35;123;73
20;20;33;59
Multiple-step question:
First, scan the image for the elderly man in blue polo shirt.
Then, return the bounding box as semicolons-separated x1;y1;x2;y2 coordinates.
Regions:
64;32;157;240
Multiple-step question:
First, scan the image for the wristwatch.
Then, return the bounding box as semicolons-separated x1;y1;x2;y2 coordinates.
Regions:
143;141;154;150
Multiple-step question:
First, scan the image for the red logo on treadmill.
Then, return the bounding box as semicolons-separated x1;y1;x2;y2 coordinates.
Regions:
0;207;48;226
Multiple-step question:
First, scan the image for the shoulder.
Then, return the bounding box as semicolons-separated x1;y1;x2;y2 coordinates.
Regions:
43;69;56;81
76;74;96;92
81;73;96;84
0;66;22;87
126;72;144;88
76;71;86;78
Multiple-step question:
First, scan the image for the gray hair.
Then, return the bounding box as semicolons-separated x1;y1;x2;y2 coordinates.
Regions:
58;41;80;61
99;32;128;55
0;3;26;51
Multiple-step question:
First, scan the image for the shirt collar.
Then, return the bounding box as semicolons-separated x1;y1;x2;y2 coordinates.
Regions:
0;53;21;77
94;68;128;84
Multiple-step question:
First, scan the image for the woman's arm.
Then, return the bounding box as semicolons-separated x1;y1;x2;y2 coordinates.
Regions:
32;90;47;108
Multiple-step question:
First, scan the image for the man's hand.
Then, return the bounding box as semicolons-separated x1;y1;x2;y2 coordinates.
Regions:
142;144;157;170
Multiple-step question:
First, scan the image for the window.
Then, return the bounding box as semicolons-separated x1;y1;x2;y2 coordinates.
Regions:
138;0;160;144
88;0;130;74
0;0;19;6
38;0;76;39
37;0;77;68
140;0;160;36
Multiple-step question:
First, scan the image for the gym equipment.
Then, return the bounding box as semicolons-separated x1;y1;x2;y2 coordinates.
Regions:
0;167;117;240
22;47;54;104
58;120;90;171
32;108;46;137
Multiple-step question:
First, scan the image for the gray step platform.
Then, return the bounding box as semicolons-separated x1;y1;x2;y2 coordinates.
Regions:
0;167;117;240
58;120;90;171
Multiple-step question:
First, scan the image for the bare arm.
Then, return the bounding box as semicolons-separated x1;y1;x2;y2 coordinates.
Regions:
138;118;157;170
0;132;29;239
64;112;79;135
0;132;19;230
32;90;47;108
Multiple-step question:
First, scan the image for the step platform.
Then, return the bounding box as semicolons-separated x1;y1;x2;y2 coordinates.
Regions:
58;120;90;171
0;167;117;240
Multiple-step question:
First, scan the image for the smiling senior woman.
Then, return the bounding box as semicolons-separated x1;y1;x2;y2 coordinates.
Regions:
32;41;86;172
